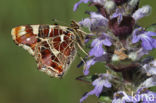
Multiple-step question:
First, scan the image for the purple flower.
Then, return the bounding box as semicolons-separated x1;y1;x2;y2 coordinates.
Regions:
80;73;112;103
132;5;151;21
142;60;156;76
132;27;156;50
110;5;151;25
135;48;149;60
111;8;123;18
79;12;108;32
139;76;156;88
84;55;109;75
89;33;112;57
73;0;107;11
73;0;90;11
128;48;149;61
110;8;125;24
83;58;96;75
73;0;156;103
103;1;116;13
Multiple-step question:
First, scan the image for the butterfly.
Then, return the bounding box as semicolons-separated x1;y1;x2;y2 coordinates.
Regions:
11;21;87;78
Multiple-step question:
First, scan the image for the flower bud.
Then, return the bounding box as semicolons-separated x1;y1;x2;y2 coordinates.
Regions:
128;0;139;8
104;1;116;13
132;5;151;21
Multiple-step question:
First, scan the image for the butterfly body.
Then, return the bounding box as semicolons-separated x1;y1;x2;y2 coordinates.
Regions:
11;22;85;77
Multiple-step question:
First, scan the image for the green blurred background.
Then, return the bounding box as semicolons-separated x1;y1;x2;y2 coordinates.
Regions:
0;0;155;103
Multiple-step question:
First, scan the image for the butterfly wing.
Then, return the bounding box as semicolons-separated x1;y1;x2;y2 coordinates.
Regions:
11;25;39;55
11;25;77;77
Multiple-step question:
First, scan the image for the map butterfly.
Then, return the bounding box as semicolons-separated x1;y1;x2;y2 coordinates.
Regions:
11;21;86;78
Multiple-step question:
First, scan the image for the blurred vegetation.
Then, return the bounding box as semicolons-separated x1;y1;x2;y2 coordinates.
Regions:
0;0;155;103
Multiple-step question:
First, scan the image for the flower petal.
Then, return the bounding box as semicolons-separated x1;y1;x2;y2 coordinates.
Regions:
92;74;112;88
94;84;103;97
90;12;107;20
80;91;94;103
89;38;106;57
132;28;142;43
111;8;124;24
139;76;156;88
103;80;112;88
102;38;112;46
91;38;98;47
73;0;90;11
79;18;95;28
146;31;156;36
89;44;105;57
79;12;108;32
142;60;156;75
83;59;96;75
132;5;151;21
80;73;112;102
141;37;153;50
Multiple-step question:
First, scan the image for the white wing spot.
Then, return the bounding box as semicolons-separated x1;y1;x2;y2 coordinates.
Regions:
60;34;64;43
18;26;26;37
26;38;31;42
11;28;16;40
31;25;40;34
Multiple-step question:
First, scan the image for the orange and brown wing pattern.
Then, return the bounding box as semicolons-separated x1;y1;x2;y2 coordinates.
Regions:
35;41;64;77
11;24;76;77
35;25;77;77
11;25;38;55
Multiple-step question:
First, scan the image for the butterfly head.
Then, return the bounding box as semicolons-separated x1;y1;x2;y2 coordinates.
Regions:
70;21;86;46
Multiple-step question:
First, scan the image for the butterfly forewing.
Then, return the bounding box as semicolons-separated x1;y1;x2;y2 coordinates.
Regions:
11;24;77;77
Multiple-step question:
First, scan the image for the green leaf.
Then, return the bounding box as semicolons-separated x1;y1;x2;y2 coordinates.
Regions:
146;24;156;32
76;74;98;83
148;86;156;92
99;96;112;103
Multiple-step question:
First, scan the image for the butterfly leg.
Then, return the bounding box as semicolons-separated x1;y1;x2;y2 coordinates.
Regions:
77;52;88;68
